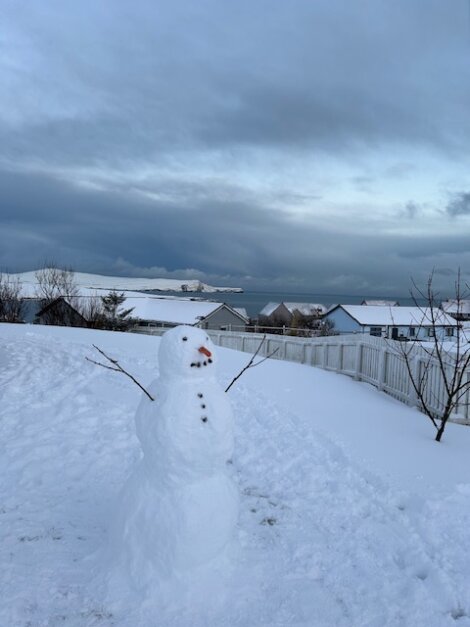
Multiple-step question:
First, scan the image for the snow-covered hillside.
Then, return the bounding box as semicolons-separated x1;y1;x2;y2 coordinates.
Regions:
1;324;470;626
10;270;243;293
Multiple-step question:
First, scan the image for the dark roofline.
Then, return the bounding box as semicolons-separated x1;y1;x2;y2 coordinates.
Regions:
199;303;248;324
36;297;88;322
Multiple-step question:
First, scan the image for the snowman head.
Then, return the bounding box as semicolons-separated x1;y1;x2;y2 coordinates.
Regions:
158;325;217;379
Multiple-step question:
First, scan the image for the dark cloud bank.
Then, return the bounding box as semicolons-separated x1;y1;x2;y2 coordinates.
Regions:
1;0;470;295
1;169;469;296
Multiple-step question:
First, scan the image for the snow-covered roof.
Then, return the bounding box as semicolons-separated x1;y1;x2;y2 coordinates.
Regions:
234;307;249;321
260;302;326;317
284;302;326;316
331;305;458;327
441;300;470;315
259;302;282;317
125;298;246;325
361;300;400;307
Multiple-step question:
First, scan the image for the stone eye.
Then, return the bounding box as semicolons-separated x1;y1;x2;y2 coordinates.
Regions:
182;337;188;341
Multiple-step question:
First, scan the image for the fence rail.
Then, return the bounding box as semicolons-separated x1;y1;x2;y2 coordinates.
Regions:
132;328;470;424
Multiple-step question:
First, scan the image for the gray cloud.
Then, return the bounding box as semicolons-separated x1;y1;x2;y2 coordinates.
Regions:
446;192;470;217
2;0;470;170
403;202;420;219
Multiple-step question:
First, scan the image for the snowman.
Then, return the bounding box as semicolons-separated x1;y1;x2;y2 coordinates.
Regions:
110;325;238;589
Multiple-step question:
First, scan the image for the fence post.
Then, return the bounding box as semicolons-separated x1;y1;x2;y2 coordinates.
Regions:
408;356;421;407
305;343;313;365
338;343;344;373
322;341;328;369
464;370;470;422
354;343;363;381
377;348;387;391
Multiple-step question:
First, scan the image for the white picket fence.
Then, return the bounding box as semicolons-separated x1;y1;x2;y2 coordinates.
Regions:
133;328;470;424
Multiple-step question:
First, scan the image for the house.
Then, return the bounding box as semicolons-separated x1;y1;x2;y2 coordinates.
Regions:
31;297;88;327
259;302;326;327
323;305;458;340
440;300;470;322
128;297;248;330
361;300;400;306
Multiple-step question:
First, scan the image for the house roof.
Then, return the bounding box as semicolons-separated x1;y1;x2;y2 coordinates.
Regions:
441;300;470;315
36;297;87;322
329;305;458;327
284;302;327;316
361;300;400;307
234;307;249;321
259;302;283;317
260;302;326;317
126;297;246;325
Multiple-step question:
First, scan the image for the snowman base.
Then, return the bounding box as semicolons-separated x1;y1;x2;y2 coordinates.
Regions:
116;466;239;577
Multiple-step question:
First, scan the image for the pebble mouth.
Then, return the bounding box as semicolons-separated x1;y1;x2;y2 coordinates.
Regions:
190;359;213;368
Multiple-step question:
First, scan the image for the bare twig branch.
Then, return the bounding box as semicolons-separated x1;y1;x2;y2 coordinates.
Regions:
86;344;155;401
225;335;279;393
85;357;121;373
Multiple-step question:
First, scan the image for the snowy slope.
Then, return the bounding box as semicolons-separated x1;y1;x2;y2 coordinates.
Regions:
1;324;470;626
10;270;243;293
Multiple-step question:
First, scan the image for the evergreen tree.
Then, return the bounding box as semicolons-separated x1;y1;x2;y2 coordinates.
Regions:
101;291;134;330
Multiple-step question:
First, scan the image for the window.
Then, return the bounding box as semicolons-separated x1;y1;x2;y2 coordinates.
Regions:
427;328;435;337
446;327;454;337
370;327;382;337
409;327;416;337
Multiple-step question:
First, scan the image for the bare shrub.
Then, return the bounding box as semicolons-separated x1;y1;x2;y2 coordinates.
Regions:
0;274;23;322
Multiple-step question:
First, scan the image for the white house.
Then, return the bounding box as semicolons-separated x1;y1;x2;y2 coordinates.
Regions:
127;297;248;330
324;305;458;340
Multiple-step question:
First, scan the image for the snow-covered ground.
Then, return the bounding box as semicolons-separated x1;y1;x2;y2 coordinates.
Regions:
1;323;470;626
10;270;243;293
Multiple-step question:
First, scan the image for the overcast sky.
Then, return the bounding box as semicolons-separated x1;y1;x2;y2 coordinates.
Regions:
1;0;470;295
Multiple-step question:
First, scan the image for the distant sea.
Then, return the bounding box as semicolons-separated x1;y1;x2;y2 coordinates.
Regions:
146;290;417;318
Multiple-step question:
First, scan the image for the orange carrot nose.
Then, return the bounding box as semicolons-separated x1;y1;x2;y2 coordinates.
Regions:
198;346;212;357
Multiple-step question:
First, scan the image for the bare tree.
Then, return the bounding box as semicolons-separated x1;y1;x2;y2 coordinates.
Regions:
396;270;470;442
80;293;106;329
35;263;81;325
0;273;23;322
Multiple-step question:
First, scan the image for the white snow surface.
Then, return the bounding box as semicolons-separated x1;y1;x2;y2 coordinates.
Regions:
10;270;242;293
1;323;470;626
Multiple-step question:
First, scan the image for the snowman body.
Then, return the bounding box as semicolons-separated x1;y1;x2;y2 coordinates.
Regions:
113;326;238;585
